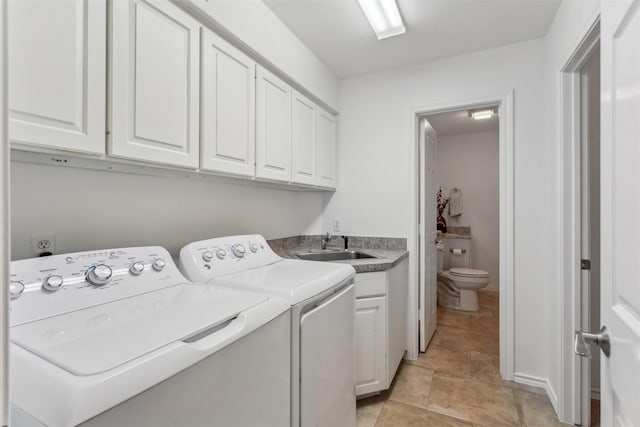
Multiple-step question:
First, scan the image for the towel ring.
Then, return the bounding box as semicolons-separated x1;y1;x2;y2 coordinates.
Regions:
450;188;462;197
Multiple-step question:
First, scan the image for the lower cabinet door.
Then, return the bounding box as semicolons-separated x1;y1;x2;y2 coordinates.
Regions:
355;296;387;396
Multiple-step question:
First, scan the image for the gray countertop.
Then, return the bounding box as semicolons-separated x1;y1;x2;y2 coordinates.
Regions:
276;246;409;273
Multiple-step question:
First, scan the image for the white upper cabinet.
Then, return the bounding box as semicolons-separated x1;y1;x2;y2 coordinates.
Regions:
8;0;106;154
317;110;337;188
110;0;200;168
292;90;318;186
256;66;292;182
201;28;255;177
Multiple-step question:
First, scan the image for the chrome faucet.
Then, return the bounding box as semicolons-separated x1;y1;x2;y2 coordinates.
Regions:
321;232;331;250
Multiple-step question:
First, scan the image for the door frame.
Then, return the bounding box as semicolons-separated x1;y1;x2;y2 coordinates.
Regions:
0;0;10;423
558;17;600;426
409;91;514;380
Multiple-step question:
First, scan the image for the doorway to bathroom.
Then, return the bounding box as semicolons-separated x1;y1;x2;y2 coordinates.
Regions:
412;92;515;381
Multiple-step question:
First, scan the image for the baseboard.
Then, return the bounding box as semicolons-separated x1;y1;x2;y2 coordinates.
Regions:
513;373;559;415
484;283;499;292
591;387;600;400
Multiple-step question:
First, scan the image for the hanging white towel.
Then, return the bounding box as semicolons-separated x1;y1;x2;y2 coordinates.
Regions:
448;188;463;217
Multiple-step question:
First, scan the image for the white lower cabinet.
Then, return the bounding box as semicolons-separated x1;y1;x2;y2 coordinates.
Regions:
355;296;386;395
110;0;200;168
355;258;408;397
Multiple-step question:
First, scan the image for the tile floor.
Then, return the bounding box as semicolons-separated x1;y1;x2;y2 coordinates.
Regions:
356;290;571;427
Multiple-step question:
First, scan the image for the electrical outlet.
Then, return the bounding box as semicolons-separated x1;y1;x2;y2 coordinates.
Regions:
31;233;56;255
333;218;342;233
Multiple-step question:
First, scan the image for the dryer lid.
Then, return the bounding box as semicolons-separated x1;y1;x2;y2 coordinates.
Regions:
213;259;355;305
449;268;489;278
11;284;267;376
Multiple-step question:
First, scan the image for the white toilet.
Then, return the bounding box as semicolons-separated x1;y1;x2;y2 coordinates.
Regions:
436;240;490;312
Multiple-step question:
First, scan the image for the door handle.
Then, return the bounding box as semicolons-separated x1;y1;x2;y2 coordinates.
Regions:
575;326;611;358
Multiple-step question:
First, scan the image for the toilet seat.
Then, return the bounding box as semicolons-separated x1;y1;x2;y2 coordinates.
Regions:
449;268;489;279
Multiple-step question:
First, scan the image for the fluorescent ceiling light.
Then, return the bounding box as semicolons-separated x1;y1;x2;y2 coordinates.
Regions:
470;109;494;120
357;0;406;40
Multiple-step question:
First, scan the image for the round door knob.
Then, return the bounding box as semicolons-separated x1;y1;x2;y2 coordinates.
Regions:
232;244;246;258
216;249;227;260
202;251;214;262
42;275;64;292
249;243;258;253
152;258;166;271
10;281;25;300
87;264;112;286
129;262;145;276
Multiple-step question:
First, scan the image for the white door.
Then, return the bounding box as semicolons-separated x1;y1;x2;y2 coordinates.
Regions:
419;118;438;352
255;66;292;182
110;0;199;168
300;285;355;427
317;109;337;188
292;90;318;186
200;28;255;177
8;0;106;154
599;0;640;425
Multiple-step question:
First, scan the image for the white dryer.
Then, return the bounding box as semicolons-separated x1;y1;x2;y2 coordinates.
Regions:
179;235;357;427
9;246;291;427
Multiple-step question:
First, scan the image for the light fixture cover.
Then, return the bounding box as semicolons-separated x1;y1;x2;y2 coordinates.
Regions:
471;109;494;120
357;0;406;40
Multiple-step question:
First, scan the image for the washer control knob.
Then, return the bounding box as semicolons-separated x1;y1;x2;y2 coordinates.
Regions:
249;243;259;253
216;249;227;260
42;275;64;292
202;251;214;262
232;244;246;258
87;264;112;286
129;262;145;276
152;258;166;271
10;281;25;300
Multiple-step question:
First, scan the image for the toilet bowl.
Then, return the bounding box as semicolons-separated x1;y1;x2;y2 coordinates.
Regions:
436;242;489;312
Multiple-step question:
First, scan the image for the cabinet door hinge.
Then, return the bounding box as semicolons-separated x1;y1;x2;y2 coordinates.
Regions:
581;259;591;270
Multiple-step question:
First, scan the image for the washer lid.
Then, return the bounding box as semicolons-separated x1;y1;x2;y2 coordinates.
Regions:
11;284;267;376
214;259;355;305
449;268;489;278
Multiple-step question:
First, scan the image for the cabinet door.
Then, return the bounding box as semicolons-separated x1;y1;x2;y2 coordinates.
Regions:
355;296;387;396
291;90;318;185
201;28;255;176
111;0;199;168
317;109;337;188
8;0;106;154
255;66;292;182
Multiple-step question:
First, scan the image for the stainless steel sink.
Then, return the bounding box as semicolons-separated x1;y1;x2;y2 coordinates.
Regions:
294;250;377;262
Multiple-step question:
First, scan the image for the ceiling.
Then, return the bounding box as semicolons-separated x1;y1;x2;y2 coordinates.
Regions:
426;107;499;136
262;0;561;78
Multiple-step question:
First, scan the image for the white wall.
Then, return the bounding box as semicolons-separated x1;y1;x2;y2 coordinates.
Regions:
544;0;601;420
177;0;339;111
10;161;325;261
436;130;499;286
323;38;550;384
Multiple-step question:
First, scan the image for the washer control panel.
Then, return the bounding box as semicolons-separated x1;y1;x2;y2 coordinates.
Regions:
9;247;185;326
179;235;281;283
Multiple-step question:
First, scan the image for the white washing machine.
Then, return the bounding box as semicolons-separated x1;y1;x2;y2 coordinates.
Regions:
179;235;356;427
9;246;291;427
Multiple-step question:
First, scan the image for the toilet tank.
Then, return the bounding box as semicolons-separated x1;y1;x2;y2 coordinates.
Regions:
441;237;471;270
436;241;444;273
